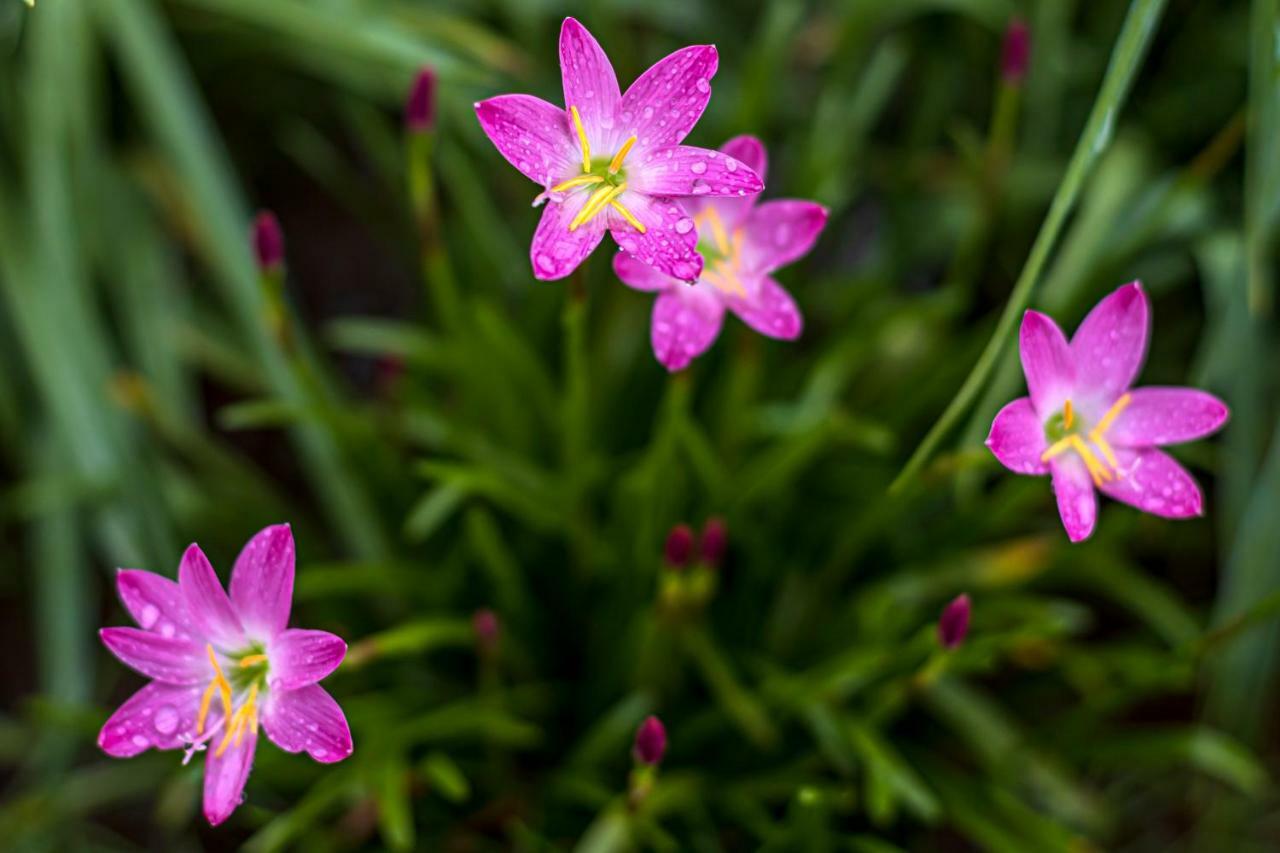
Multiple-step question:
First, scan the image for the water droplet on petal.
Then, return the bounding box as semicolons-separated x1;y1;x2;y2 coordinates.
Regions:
154;705;179;735
725;159;737;172
675;217;695;234
132;734;149;748
695;78;710;94
690;161;707;175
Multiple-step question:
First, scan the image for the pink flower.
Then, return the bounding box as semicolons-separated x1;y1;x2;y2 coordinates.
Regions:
633;715;667;766
938;594;971;650
987;282;1229;542
474;18;763;283
98;525;352;826
612;136;826;371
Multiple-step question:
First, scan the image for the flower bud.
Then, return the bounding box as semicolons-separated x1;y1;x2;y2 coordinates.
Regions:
1001;18;1030;85
251;211;284;272
405;67;437;133
664;524;694;569
633;715;666;766
699;517;727;567
938;594;971;650
472;608;500;654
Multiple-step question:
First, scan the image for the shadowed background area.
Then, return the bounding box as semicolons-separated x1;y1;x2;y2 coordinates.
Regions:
1;0;1278;849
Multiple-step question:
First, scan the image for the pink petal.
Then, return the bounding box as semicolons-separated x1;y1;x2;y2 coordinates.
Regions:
1109;387;1230;447
628;146;763;198
721;134;768;183
619;44;718;155
729;275;802;340
203;727;258;826
651;289;724;372
1099;447;1204;519
229;524;294;640
179;544;244;648
1050;456;1097;542
613;250;679;292
559;18;620;153
986;397;1050;475
116;569;194;640
474;94;577;186
701;135;768;227
607;192;703;283
99;681;203;757
1069;281;1149;404
100;627;206;685
261;684;353;764
1019;310;1076;416
530;190;608;280
741;200;828;274
269;629;347;690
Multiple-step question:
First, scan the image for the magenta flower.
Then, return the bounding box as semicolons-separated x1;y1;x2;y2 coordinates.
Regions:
633;715;667;766
612;136;826;371
938;594;971;650
987;282;1229;542
98;524;352;826
474;18;763;283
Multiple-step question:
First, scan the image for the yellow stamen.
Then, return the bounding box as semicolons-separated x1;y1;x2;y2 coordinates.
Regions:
216;683;259;757
1091;392;1132;436
239;654;268;668
1040;436;1075;462
698;207;732;256
1063;400;1074;430
608;136;637;174
570;106;591;173
610;199;647;233
196;645;233;735
1070;435;1112;486
551;174;605;193
570;182;627;231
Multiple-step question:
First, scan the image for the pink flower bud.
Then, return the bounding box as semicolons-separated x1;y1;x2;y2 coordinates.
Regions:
251;211;284;272
1001;18;1030;85
633;715;666;766
699;517;727;567
405;67;437;132
472;608;500;652
938;594;971;650
664;524;694;569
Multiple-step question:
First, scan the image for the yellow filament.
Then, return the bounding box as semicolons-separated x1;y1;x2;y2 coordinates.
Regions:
1094;435;1120;471
570;106;591;173
197;645;234;735
1091;392;1132;436
1063;400;1074;429
216;684;259;757
610;199;647;233
699;207;732;256
609;136;637;174
551;174;605;193
1070;436;1112;486
704;267;746;298
239;654;268;668
1040;436;1074;462
570;183;627;231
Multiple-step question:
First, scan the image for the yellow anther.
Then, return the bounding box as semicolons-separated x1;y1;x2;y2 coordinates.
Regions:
570;182;627;231
610;199;647;233
239;654;268;668
609;136;637;174
551;174;605;193
1063;400;1074;430
570;106;591;173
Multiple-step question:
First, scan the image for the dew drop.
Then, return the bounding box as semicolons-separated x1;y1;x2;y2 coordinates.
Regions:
675;217;695;234
154;705;179;735
139;604;159;629
132;734;149;748
725;159;737;172
690;161;707;175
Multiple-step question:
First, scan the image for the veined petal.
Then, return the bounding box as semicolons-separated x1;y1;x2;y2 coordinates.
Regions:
270;629;347;690
116;569;194;640
203;726;257;826
1020;310;1076;417
721;135;768;184
530;191;608;280
1100;447;1203;518
620;44;718;155
699;135;768;227
229;524;294;640
179;544;244;648
651;288;724;372
100;627;206;685
1109;387;1230;447
986;397;1050;475
1070;281;1149;404
728;275;802;340
608;193;703;283
613;250;679;292
262;684;353;764
474;94;578;186
559;18;621;153
741;200;828;274
1050;456;1097;543
99;681;203;757
628;146;763;199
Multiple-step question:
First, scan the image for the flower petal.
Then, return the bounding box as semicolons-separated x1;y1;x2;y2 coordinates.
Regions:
721;135;768;183
986;397;1050;475
116;569;194;640
1069;281;1149;404
530;190;608;280
650;288;724;372
100;627;206;685
608;192;703;283
474;94;577;186
203;727;258;826
270;629;347;690
229;524;294;640
1099;447;1204;519
559;18;620;153
99;681;203;757
620;44;718;155
1050;456;1097;542
613;250;678;292
261;684;354;764
1019;310;1076;416
740;200;828;274
628;146;763;198
729;275;802;340
179;544;244;648
695;135;768;227
1109;387;1230;447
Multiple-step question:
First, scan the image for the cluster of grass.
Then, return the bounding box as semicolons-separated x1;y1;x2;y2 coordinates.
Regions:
1;0;1278;849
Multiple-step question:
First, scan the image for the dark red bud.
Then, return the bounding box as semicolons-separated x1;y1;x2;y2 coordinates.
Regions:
472;608;500;651
664;524;694;568
633;715;666;766
405;67;437;132
251;211;284;272
1001;18;1031;85
699;517;727;567
938;594;972;650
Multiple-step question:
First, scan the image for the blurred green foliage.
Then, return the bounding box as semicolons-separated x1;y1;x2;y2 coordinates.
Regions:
1;0;1278;849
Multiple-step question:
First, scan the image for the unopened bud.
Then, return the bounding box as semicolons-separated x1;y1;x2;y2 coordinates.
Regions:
633;715;666;766
251;211;284;272
472;608;500;653
405;67;437;133
699;517;727;567
938;594;971;650
664;524;694;569
1001;18;1030;85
